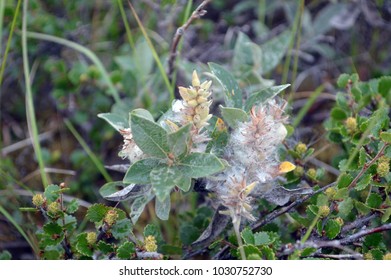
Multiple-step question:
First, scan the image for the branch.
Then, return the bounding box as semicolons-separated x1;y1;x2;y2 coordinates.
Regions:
339;223;391;245
252;183;335;231
347;143;389;189
312;253;363;260
167;0;212;82
340;213;379;235
213;183;335;259
280;223;391;258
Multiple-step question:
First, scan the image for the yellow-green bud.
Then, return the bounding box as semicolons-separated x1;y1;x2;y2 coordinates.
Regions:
345;117;357;134
87;65;101;79
364;252;373;260
318;205;330;218
104;210;118;227
79;73;89;83
334;217;344;227
383;253;391;260
47;202;61;216
378;156;390;164
325;187;337;199
32;194;45;207
295;142;307;156
86;232;97;245
191;70;200;87
144;235;157;252
307;168;317;180
293;166;304;177
377;161;390;177
186;99;198;108
195;103;210;120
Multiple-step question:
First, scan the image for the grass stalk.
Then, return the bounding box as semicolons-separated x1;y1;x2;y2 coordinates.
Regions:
281;0;304;88
233;218;246;260
127;1;174;101
289;0;304;98
0;205;38;255
292;84;324;128
26;31;120;104
117;0;135;52
301;212;320;244
0;0;5;54
64;119;112;182
0;0;22;88
22;0;49;188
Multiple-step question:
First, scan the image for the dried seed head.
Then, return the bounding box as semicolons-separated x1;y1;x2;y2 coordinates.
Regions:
119;128;144;163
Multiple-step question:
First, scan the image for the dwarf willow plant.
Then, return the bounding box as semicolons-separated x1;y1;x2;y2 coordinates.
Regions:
98;65;296;258
27;69;390;260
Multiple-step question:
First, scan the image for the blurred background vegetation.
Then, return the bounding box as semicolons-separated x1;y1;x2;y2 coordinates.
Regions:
0;0;390;259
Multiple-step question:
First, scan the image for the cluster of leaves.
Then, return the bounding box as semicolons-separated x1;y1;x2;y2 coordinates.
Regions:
98;62;290;223
26;184;168;260
283;74;391;259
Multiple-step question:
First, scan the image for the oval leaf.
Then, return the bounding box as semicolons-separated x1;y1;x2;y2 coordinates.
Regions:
209;62;243;108
130;113;169;158
244;84;290;111
179;153;225;178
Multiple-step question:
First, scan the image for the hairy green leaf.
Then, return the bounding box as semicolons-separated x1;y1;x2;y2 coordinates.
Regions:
130;113;169;158
155;196;171;221
179;153;225;178
220;106;248;128
111;218;132;239
244;84;290;111
167;123;191;157
123;158;163;184
98;113;128;132
209;62;243;108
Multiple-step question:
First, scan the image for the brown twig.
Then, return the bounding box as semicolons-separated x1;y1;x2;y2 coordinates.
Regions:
347;143;389;189
213;183;334;259
340;213;379;235
167;0;212;82
252;183;335;231
280;223;391;258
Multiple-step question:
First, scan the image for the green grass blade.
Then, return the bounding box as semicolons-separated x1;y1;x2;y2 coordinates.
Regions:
64;119;112;182
0;205;38;255
26;31;120;104
22;0;48;188
127;1;174;101
0;0;5;54
281;0;304;88
117;0;135;52
0;0;22;88
292;84;324;128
